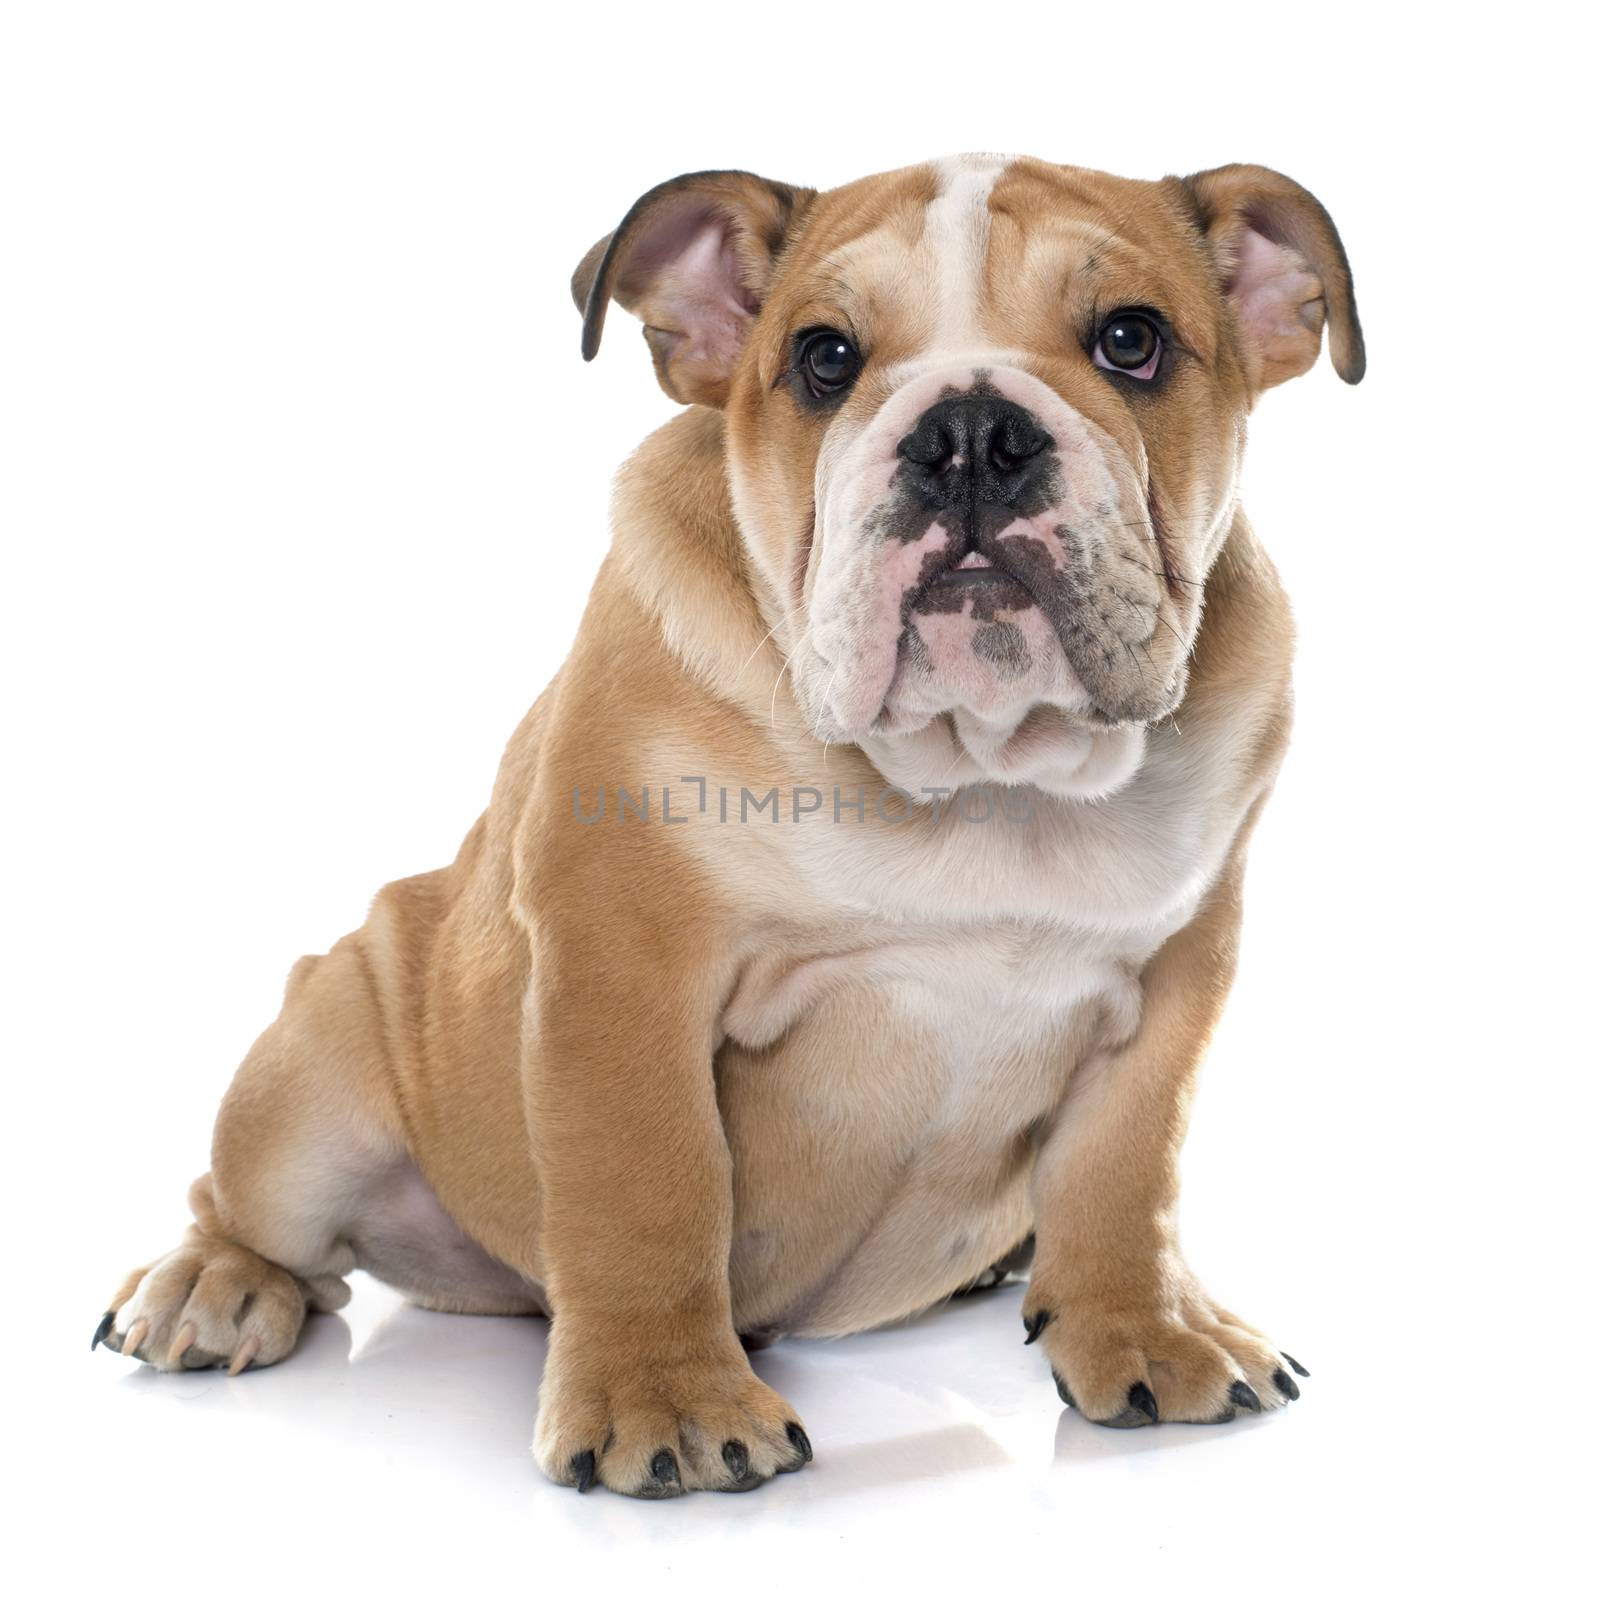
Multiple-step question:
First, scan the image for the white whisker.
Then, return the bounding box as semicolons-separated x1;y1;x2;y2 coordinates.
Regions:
740;617;784;671
769;646;798;731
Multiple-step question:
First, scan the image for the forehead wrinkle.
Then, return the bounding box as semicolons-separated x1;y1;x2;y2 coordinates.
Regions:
1012;213;1121;276
764;164;938;341
992;158;1201;269
1064;229;1186;305
988;209;1114;334
757;256;937;392
798;204;940;352
989;161;1113;226
791;164;935;269
991;187;1217;364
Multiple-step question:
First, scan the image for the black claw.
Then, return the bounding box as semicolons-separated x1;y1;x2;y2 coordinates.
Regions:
1282;1352;1310;1378
783;1421;813;1466
721;1439;751;1482
1053;1371;1077;1409
91;1311;115;1352
1229;1380;1262;1414
571;1449;596;1494
1272;1368;1301;1402
1023;1309;1052;1345
1098;1382;1161;1429
1100;1406;1156;1429
1128;1381;1160;1423
649;1448;680;1487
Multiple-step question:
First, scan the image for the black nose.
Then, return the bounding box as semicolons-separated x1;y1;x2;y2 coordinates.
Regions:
896;393;1053;515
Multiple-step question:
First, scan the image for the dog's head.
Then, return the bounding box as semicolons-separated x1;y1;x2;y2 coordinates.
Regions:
575;156;1362;798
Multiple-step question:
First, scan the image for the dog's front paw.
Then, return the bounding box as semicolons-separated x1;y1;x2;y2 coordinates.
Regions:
1022;1270;1308;1427
533;1325;811;1497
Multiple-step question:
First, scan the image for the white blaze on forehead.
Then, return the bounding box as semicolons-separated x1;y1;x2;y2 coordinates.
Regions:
923;154;1013;355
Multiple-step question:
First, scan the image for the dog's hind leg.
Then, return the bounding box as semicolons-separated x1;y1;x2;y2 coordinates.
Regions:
97;1172;349;1374
94;933;478;1374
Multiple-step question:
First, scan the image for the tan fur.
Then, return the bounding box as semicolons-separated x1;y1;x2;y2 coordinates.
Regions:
99;155;1359;1494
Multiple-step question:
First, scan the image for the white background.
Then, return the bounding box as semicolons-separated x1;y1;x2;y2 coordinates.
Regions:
3;4;1593;1595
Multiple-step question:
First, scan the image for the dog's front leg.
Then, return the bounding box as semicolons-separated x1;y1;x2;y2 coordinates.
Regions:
524;916;810;1497
1023;842;1308;1426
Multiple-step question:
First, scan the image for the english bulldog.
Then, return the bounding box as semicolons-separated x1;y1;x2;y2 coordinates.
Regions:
95;154;1363;1496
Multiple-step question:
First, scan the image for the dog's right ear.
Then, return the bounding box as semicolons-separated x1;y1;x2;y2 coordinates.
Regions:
571;170;815;408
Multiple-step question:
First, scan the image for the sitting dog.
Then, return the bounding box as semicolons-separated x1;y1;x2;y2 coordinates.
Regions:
96;155;1362;1497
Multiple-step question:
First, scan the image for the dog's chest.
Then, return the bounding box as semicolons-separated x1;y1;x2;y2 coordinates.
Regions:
722;914;1145;1070
721;912;1145;1178
716;916;1143;1334
711;738;1247;1333
720;737;1232;1121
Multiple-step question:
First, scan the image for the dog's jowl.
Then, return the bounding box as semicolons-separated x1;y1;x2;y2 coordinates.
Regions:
97;156;1360;1495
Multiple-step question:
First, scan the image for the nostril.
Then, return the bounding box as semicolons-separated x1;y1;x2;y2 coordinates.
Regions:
898;420;956;473
989;419;1050;474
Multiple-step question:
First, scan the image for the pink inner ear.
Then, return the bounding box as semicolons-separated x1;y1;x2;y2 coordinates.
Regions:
657;220;756;372
618;200;759;382
1227;225;1326;384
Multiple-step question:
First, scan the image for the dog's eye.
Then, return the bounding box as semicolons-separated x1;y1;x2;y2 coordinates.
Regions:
1094;313;1162;380
800;330;862;397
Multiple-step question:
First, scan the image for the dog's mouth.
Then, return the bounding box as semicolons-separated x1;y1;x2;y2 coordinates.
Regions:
901;536;1051;638
932;565;1005;587
932;549;999;583
866;526;1095;734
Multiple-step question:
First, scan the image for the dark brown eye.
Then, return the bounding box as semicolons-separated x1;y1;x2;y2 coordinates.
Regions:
1094;313;1162;378
800;330;862;395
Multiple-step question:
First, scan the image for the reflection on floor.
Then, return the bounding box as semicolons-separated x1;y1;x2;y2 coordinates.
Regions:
62;1271;1335;1589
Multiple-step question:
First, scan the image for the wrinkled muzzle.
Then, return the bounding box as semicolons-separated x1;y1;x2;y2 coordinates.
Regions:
796;365;1189;800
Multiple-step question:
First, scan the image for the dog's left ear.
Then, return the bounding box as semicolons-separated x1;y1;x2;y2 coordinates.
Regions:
1181;164;1365;389
572;170;815;407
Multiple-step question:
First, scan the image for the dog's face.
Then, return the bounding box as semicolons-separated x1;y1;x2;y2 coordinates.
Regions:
576;156;1362;797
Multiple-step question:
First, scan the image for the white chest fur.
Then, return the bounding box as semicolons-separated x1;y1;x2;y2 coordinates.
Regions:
713;707;1256;1044
797;714;1250;932
708;714;1263;1334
